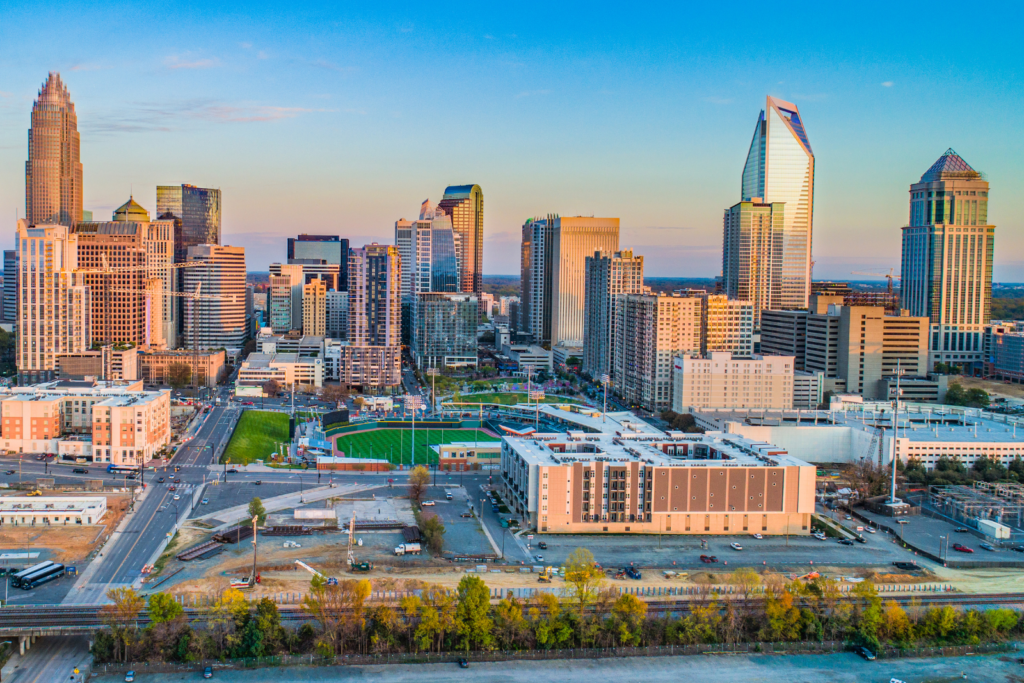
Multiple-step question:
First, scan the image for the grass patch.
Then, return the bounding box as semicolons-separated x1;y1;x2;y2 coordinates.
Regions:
222;410;290;465
152;531;182;576
451;392;584;406
335;428;499;465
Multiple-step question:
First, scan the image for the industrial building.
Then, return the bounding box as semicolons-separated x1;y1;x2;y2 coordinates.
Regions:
0;496;107;526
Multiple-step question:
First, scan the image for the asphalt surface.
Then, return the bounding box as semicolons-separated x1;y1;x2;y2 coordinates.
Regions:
89;652;1023;682
2;635;90;683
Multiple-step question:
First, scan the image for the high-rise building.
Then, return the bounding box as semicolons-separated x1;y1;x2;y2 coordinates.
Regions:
614;293;702;412
74;198;178;350
287;234;348;288
398;200;461;300
699;293;755;356
811;281;899;314
182;245;247;350
16;220;90;383
582;249;645;379
302;279;327;337
3;250;16;324
722;200;784;326
395;218;414;301
738;96;815;310
26;73;83;228
900;149;995;372
326;289;348;340
437;184;483;294
156;184;222;262
413;293;479;369
521;216;619;347
338;244;401;390
672;352;795;411
267;264;304;332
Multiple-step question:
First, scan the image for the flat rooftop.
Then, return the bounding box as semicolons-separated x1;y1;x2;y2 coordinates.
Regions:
0;496;106;512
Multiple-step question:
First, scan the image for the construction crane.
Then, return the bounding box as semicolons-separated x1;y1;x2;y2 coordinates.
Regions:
344;511;373;572
295;560;337;585
851;268;900;294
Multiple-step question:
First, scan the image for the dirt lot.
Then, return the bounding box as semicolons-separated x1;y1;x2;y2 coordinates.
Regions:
954;375;1024;400
0;492;131;564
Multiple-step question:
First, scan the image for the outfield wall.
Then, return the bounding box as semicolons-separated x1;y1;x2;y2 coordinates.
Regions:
324;418;485;439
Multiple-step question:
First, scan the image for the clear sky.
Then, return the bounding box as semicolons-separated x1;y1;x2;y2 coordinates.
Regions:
1;1;1021;280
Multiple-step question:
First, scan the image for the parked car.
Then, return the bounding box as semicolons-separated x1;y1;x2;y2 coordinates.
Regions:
422;501;435;506
954;527;969;533
865;527;877;534
227;468;239;474
1013;546;1024;553
3;470;13;475
201;498;210;505
855;535;867;544
699;555;718;563
855;646;876;661
838;538;854;546
751;533;763;539
203;665;213;678
952;543;974;553
73;468;88;473
538;541;548;550
625;566;641;580
534;555;544;562
254;480;262;485
125;672;136;682
458;658;469;669
445;492;453;500
730;542;743;551
979;542;995;551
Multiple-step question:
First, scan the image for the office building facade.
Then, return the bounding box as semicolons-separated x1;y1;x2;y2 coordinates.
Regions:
900;149;995;372
326;289;348;339
26;73;83;228
582;249;645;379
3;250;16;324
341;244;401;390
156;184;221;262
437;184;483;294
15;221;90;384
288;234;348;288
722;200;784;326
740;96;815;310
413;293;479;369
672;352;795;411
302;278;327;337
182;245;247;350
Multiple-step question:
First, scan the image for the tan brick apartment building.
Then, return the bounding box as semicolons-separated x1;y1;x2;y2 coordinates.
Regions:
139;349;226;388
500;412;814;535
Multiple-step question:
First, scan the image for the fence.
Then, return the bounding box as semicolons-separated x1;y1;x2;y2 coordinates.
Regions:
94;641;1017;675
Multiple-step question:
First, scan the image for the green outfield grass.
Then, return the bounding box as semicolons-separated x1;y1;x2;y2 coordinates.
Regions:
335;428;499;465
222;410;290;465
451;392;585;406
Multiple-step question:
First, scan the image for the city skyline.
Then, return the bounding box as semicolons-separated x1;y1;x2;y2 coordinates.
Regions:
1;2;1022;280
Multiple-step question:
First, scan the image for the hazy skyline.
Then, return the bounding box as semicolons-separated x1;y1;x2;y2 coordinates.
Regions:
1;1;1021;280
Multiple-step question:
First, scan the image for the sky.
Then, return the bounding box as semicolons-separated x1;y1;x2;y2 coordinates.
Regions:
1;1;1022;280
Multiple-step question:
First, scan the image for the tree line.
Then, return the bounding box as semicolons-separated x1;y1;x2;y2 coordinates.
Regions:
93;549;1022;664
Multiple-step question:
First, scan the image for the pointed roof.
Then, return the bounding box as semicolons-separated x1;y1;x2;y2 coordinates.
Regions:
921;148;979;182
112;196;150;222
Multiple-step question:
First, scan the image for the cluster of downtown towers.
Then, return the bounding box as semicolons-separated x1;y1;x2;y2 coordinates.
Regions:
11;74;996;399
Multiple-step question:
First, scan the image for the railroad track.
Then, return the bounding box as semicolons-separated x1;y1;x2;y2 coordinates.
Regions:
5;593;1024;633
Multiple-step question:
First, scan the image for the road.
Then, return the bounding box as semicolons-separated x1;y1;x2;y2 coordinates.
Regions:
89;651;1022;682
2;636;90;683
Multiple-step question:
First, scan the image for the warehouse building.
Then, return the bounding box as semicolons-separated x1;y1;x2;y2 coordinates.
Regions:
0;496;107;526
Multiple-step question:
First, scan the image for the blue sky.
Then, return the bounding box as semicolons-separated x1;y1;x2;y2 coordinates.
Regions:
1;0;1022;279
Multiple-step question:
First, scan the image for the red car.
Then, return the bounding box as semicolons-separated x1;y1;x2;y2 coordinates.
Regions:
699;555;719;563
952;543;974;553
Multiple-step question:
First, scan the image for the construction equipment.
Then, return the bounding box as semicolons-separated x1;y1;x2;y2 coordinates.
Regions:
851;268;900;294
295;559;337;585
538;566;554;583
394;542;421;556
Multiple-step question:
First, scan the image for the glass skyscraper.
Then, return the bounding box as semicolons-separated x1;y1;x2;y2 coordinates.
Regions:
739;96;815;310
437;184;484;294
156;184;222;262
287;234;349;289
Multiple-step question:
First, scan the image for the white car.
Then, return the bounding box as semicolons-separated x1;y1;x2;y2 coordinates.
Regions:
751;533;763;539
730;542;743;551
866;527;877;534
421;501;436;506
173;494;180;500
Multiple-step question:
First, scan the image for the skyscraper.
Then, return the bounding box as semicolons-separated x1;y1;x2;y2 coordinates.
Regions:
582;249;645;379
26;73;83;228
156;184;222;262
722;200;784;326
437;184;483;294
16;220;90;383
302;278;327;337
738;96;815;310
287;234;349;289
413;293;480;369
348;244;401;347
3;250;16;324
900;149;995;372
550;217;620;346
182;245;248;350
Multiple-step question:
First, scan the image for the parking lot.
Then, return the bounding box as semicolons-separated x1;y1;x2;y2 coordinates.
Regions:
420;485;495;558
189;480;304;519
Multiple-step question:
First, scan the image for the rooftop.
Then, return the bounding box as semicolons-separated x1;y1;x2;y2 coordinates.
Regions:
920;148;981;182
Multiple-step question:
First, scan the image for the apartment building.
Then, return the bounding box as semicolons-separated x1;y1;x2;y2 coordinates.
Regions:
302;278;327;337
671;352;795;411
182;244;248;350
413;293;479;369
56;345;139;381
614;293;702;412
582;249;645;379
139;349;226;388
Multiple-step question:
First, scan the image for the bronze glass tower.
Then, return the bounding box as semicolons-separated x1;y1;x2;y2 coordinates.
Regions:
26;72;83;227
437;184;483;294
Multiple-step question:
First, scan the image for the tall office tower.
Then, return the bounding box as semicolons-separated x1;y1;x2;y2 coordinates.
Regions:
287;234;349;288
722;200;784;326
3;250;16;324
326;289;348;339
900;149;995;372
271;261;340;292
74;198;177;350
437;184;483;294
413;293;480;369
738;96;815;310
156;184;222;262
582;249;645;379
395;218;414;301
26;73;83;227
182;245;247;350
415;203;460;295
614;293;703;412
15;220;90;383
302;278;327;337
699;293;755;356
348;244;401;346
520;215;619;347
267;263;304;332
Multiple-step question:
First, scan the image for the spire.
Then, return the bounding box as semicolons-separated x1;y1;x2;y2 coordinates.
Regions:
920;148;979;182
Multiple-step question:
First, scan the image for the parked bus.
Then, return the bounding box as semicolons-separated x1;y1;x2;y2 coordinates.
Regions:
107;465;140;475
20;562;65;590
11;560;55;588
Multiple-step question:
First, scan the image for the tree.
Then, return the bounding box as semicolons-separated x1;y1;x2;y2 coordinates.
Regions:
945;382;990;408
300;574;371;655
167;362;192;389
493;595;528;649
101;586;145;662
563;547;604;624
455;575;493;652
529;592;572;650
263;379;280;398
248;497;267;525
611;593;647;646
148;592;184;624
408;465;430;502
421;512;446;555
321;383;350;408
415;585;458;652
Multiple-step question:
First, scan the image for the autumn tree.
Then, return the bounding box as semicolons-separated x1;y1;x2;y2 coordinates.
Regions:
455;575;493;652
148;592;184;624
563;547;604;626
399;594;422;651
101;586;145;662
321;383;350;408
420;512;446;555
167;362;192;389
367;604;399;653
611;593;647;646
248;497;267;525
263;379;280;398
528;592;572;650
415;585;459;652
493;594;528;649
301;574;371;655
408;465;430;502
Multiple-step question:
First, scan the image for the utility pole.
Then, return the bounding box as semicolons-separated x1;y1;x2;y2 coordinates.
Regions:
601;374;610;423
251;515;259;584
889;360;903;505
